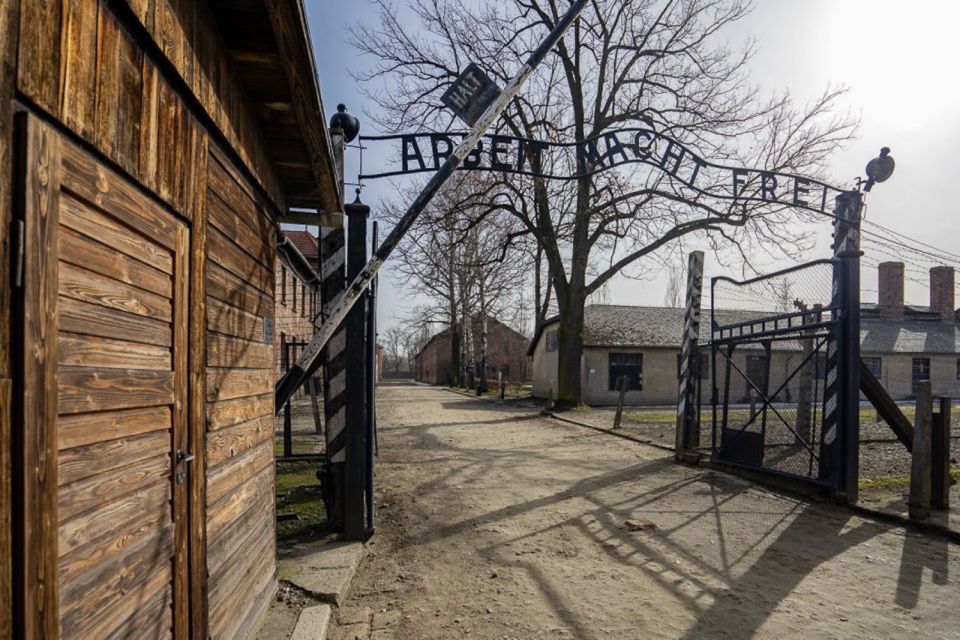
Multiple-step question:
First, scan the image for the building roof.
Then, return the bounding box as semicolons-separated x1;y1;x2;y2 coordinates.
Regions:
528;304;960;356
278;231;319;285
414;317;529;361
210;0;342;215
284;229;319;262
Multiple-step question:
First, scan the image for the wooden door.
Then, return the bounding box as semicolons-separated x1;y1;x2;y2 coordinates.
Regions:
16;114;190;639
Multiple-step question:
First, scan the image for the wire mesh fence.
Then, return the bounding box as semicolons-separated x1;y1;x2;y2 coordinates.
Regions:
708;260;839;483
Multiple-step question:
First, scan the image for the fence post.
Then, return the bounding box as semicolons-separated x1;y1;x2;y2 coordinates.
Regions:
909;381;933;520
282;342;293;458
675;250;705;460
613;376;627;430
498;371;504;401
931;396;951;510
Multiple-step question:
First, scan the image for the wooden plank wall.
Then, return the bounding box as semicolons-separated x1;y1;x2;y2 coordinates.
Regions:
12;0;286;637
54;130;190;640
204;144;277;640
16;0;285;222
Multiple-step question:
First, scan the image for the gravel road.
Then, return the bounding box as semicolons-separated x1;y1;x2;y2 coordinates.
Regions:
327;382;959;640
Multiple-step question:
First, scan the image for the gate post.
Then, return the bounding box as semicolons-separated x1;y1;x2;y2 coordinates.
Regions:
364;221;379;532
931;396;952;510
676;251;705;461
344;195;370;540
322;131;348;530
823;190;862;501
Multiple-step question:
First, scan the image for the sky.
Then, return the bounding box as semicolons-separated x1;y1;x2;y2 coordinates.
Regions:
304;0;960;333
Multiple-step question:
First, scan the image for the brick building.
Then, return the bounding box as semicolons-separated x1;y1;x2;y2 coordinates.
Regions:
529;263;960;405
275;231;321;382
415;317;530;385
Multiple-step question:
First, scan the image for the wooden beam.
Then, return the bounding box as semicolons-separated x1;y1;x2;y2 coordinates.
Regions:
228;49;281;67
859;358;913;451
0;0;20;635
19;113;62;640
189;139;210;640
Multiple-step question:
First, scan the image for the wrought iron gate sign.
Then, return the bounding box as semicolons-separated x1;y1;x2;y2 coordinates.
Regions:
359;127;845;215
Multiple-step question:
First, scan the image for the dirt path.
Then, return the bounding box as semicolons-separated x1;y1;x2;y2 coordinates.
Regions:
328;382;959;640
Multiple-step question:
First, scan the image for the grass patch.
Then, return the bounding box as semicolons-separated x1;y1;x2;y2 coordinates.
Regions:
620;406;924;426
860;467;959;491
275;460;328;544
449;384;533;399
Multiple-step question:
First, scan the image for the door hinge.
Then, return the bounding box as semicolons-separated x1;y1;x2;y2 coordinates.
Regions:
12;219;24;288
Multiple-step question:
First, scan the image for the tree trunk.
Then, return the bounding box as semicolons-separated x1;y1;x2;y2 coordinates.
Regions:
448;269;461;386
478;279;489;393
554;278;586;408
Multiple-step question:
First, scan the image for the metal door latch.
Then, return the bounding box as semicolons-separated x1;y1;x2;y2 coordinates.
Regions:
176;449;195;485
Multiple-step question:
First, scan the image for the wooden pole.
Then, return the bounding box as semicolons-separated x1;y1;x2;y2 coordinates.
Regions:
909;381;933;520
344;199;369;540
931;396;951;510
675;251;704;457
613;376;627;430
283;343;292;457
308;378;322;435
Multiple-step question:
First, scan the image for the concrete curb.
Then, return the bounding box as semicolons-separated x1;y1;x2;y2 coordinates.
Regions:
540;409;677;453
280;541;364;606
291;604;332;640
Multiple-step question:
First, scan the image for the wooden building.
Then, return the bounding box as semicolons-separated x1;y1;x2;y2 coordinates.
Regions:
0;1;341;638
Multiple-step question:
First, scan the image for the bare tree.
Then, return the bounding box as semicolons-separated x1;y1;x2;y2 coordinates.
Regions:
383;173;531;386
664;260;683;307
353;0;857;405
381;326;408;374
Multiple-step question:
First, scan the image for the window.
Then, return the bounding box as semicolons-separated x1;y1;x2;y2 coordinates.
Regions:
292;277;297;312
502;364;510;377
281;266;287;305
745;354;769;393
545;330;559;352
956;358;960;380
676;353;710;380
863;356;882;379
912;357;930;394
609;352;642;391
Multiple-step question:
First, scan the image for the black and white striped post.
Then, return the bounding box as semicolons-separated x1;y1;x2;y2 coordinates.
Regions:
675;251;705;460
275;0;589;410
820;190;862;500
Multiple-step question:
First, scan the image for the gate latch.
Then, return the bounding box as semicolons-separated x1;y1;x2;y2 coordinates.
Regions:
176;449;196;485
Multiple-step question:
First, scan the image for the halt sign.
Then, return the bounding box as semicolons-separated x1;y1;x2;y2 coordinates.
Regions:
440;63;502;126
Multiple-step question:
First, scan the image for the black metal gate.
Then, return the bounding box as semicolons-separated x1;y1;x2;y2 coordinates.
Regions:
709;259;844;490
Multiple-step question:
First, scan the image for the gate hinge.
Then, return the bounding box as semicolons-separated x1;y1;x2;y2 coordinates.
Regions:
12;219;24;288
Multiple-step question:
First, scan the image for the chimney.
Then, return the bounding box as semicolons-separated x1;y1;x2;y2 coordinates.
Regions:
878;262;905;319
930;266;955;321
